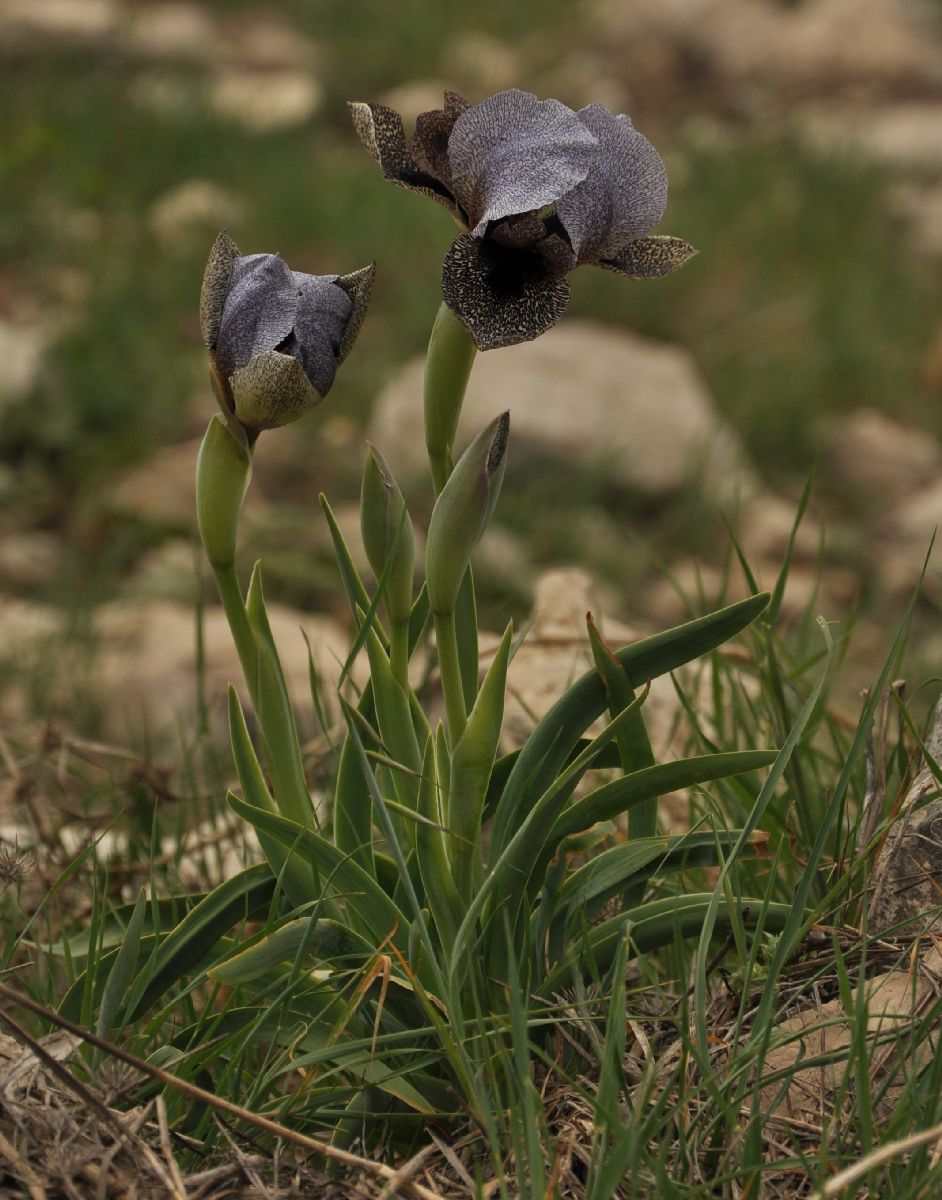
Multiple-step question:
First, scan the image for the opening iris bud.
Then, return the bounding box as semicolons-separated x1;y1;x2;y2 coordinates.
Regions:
196;413;252;569
360;445;415;627
425;411;510;616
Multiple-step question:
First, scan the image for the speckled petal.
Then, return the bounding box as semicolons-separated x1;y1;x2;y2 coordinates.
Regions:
348;100;463;220
334;263;376;364
598;235;698;279
557;106;668;263
441;233;571;351
200;229;239;352
288;271;353;397
215;253;298;375
446;89;597;235
230;349;321;431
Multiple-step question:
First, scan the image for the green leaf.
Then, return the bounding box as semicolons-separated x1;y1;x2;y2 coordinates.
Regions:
59;866;277;1024
490;593;770;857
414;733;462;949
96;888;147;1036
227;794;410;954
542;893;795;993
245;564;317;837
587;615;656;846
209;916;374;984
228;685;316;907
449;621;512;902
551;750;777;846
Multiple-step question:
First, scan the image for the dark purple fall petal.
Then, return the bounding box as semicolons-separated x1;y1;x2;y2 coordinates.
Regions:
446;89;598;235
441;233;571;351
557;105;668;264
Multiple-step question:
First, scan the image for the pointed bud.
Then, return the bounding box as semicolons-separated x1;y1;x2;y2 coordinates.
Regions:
196;413;252;569
360;446;415;626
425;412;509;615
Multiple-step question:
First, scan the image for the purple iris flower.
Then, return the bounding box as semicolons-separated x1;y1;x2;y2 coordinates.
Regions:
350;88;695;350
200;231;374;432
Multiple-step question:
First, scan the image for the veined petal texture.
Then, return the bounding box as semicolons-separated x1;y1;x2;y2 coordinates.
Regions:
447;89;598;236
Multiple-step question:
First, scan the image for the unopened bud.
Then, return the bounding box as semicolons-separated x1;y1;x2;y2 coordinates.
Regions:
425;411;509;615
360;446;415;626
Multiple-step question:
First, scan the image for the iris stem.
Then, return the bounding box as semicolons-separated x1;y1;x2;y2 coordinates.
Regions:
434;609;467;744
213;563;260;710
424;303;477;496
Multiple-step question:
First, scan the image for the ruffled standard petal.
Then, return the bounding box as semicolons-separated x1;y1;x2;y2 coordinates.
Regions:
200;229;239;352
215;253;298;375
289;272;353;397
334;262;376;364
598;235;698;279
557;106;668;263
442;233;571;351
349;101;463;220
230;349;321;431
446;89;598;236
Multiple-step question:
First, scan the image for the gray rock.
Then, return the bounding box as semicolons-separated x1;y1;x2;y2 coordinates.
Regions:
208;69;322;133
825;409;942;504
149;180;245;245
370;321;749;501
869;699;942;935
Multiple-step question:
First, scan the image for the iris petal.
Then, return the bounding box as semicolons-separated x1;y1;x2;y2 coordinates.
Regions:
289;272;353;398
442;233;571;351
598;235;698;279
199;229;239;352
557;105;668;263
446;89;597;236
215;254;297;374
230;349;320;431
349;100;464;220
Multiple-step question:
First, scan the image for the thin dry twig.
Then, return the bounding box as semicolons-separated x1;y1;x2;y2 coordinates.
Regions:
0;982;446;1200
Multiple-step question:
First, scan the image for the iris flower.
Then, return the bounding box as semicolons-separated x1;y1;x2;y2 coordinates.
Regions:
200;231;374;433
350;89;695;350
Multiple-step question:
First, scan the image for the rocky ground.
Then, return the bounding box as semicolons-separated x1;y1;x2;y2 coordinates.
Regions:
1;0;942;752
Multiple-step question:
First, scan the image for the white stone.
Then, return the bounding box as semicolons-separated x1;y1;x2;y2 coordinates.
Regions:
370;321;748;501
149;180;245;244
826;409;942;502
122;2;217;60
0;319;52;411
0;0;118;41
801;102;942;170
208;69;322;133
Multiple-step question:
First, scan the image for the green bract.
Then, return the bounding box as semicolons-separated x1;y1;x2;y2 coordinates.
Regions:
425;411;509;616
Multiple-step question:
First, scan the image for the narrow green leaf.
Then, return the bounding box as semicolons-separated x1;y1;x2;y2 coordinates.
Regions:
587;615;657;859
542;894;794;993
209;916;373;983
551;750;777;846
491;593;771;857
415;733;461;949
96;888;147;1036
228;685;315;907
227;794;409;955
123;864;277;1022
449;621;512;902
245;564;317;837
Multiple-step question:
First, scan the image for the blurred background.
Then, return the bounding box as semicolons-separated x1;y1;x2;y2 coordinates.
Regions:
2;0;942;745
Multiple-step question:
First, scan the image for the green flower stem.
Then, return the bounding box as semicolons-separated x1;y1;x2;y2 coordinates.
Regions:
434;610;467;744
424;302;477;495
389;618;410;693
213;563;262;711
